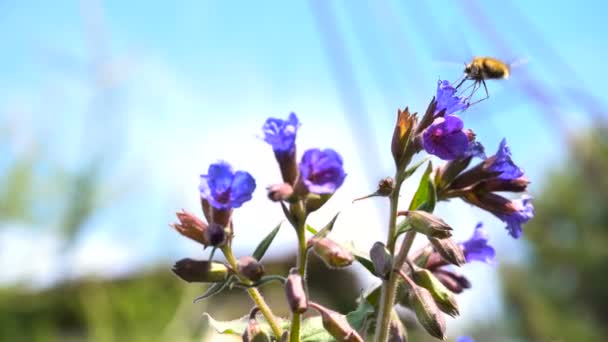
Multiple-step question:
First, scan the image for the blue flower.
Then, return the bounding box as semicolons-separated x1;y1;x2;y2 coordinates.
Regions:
497;194;534;238
436;80;469;115
423;115;469;160
299;148;346;194
262;112;300;153
199;161;256;210
461;223;495;264
456;337;474;342
486;138;524;180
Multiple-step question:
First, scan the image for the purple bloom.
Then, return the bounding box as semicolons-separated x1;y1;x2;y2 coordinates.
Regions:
199;162;256;210
436;80;469;115
456;337;474;342
461;222;495;264
423;115;469;160
299;148;346;194
486;138;524;180
497;195;534;238
464;140;487;160
262;112;300;153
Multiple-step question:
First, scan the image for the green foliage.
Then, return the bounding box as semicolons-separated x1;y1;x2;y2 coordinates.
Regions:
500;126;608;341
253;222;283;261
408;162;436;212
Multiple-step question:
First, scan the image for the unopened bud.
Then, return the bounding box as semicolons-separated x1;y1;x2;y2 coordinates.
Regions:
432;269;471;294
237;256;265;282
429;237;466;266
403;211;453;239
370;242;393;279
309;302;363;342
243;307;271;342
436;158;473;191
210;207;232;227
242;318;271;342
378;177;395;196
413;268;459;317
388;310;408;342
205;223;229;247
311;238;354;269
267;183;294;202
398;270;446;340
171;210;209;246
171;258;229;283
463;191;519;217
475;175;530;193
285;269;307;314
391;107;417;170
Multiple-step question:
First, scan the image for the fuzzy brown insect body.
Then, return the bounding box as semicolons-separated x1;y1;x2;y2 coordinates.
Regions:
456;56;511;104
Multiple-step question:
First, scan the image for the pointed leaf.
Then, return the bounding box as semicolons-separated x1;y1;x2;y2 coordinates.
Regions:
409;162;436;212
231;275;287;289
203;313;287;337
306;224;319;235
346;297;375;332
193;276;234;302
311;212;341;240
253;222;282;261
281;201;296;227
344;242;376;276
401;156;431;180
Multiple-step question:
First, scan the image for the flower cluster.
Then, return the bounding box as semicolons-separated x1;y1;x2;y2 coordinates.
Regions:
168;76;534;342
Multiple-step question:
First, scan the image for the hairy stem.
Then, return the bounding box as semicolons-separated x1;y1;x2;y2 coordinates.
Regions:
289;201;308;342
222;246;283;338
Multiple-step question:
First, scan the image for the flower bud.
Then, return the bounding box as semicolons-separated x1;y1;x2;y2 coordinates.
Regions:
311;238;354;269
432;269;471;294
391;107;417;170
370;241;393;279
308;302;363;342
429;237;466;266
171;210;209;246
242;318;271;342
305;193;333;213
388;310;408;342
403;211;453;239
436;157;474;192
210;207;232;227
411;287;446;339
463;191;518;216
171;258;230;283
377;177;395;196
267;183;295;202
413;268;459;317
400;271;446;340
205;223;229;247
237;256;265;282
285;269;307;314
474;175;530;193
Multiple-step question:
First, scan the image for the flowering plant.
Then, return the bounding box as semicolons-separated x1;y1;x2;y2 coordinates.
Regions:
170;79;533;341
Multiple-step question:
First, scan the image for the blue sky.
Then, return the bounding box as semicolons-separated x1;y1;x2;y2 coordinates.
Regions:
0;0;606;331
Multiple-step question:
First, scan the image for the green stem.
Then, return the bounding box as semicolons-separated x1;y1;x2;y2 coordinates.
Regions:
221;246;283;338
289;201;308;342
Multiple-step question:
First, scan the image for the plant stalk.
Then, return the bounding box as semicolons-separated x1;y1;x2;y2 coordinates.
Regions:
222;246;283;338
289;201;308;342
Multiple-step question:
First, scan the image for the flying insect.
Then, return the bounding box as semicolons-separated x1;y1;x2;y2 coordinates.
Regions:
454;56;512;104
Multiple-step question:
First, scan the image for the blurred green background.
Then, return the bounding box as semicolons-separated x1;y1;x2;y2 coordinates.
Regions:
1;1;607;341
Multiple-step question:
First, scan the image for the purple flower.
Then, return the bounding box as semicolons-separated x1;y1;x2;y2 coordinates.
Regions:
456;337;474;342
423;115;469;160
486;138;524;180
199;162;256;210
299;148;346;194
497;195;534;238
262;112;300;153
461;223;495;264
436;80;469;115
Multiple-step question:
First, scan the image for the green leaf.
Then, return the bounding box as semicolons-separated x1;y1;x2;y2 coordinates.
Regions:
306;224;318;235
311;212;341;240
193;276;233;303
300;316;334;342
344;242;376;276
408;162;436;212
346;297;375;332
401;156;431;180
252;222;282;261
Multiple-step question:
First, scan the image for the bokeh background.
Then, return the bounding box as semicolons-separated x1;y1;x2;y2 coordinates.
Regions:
1;0;606;341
